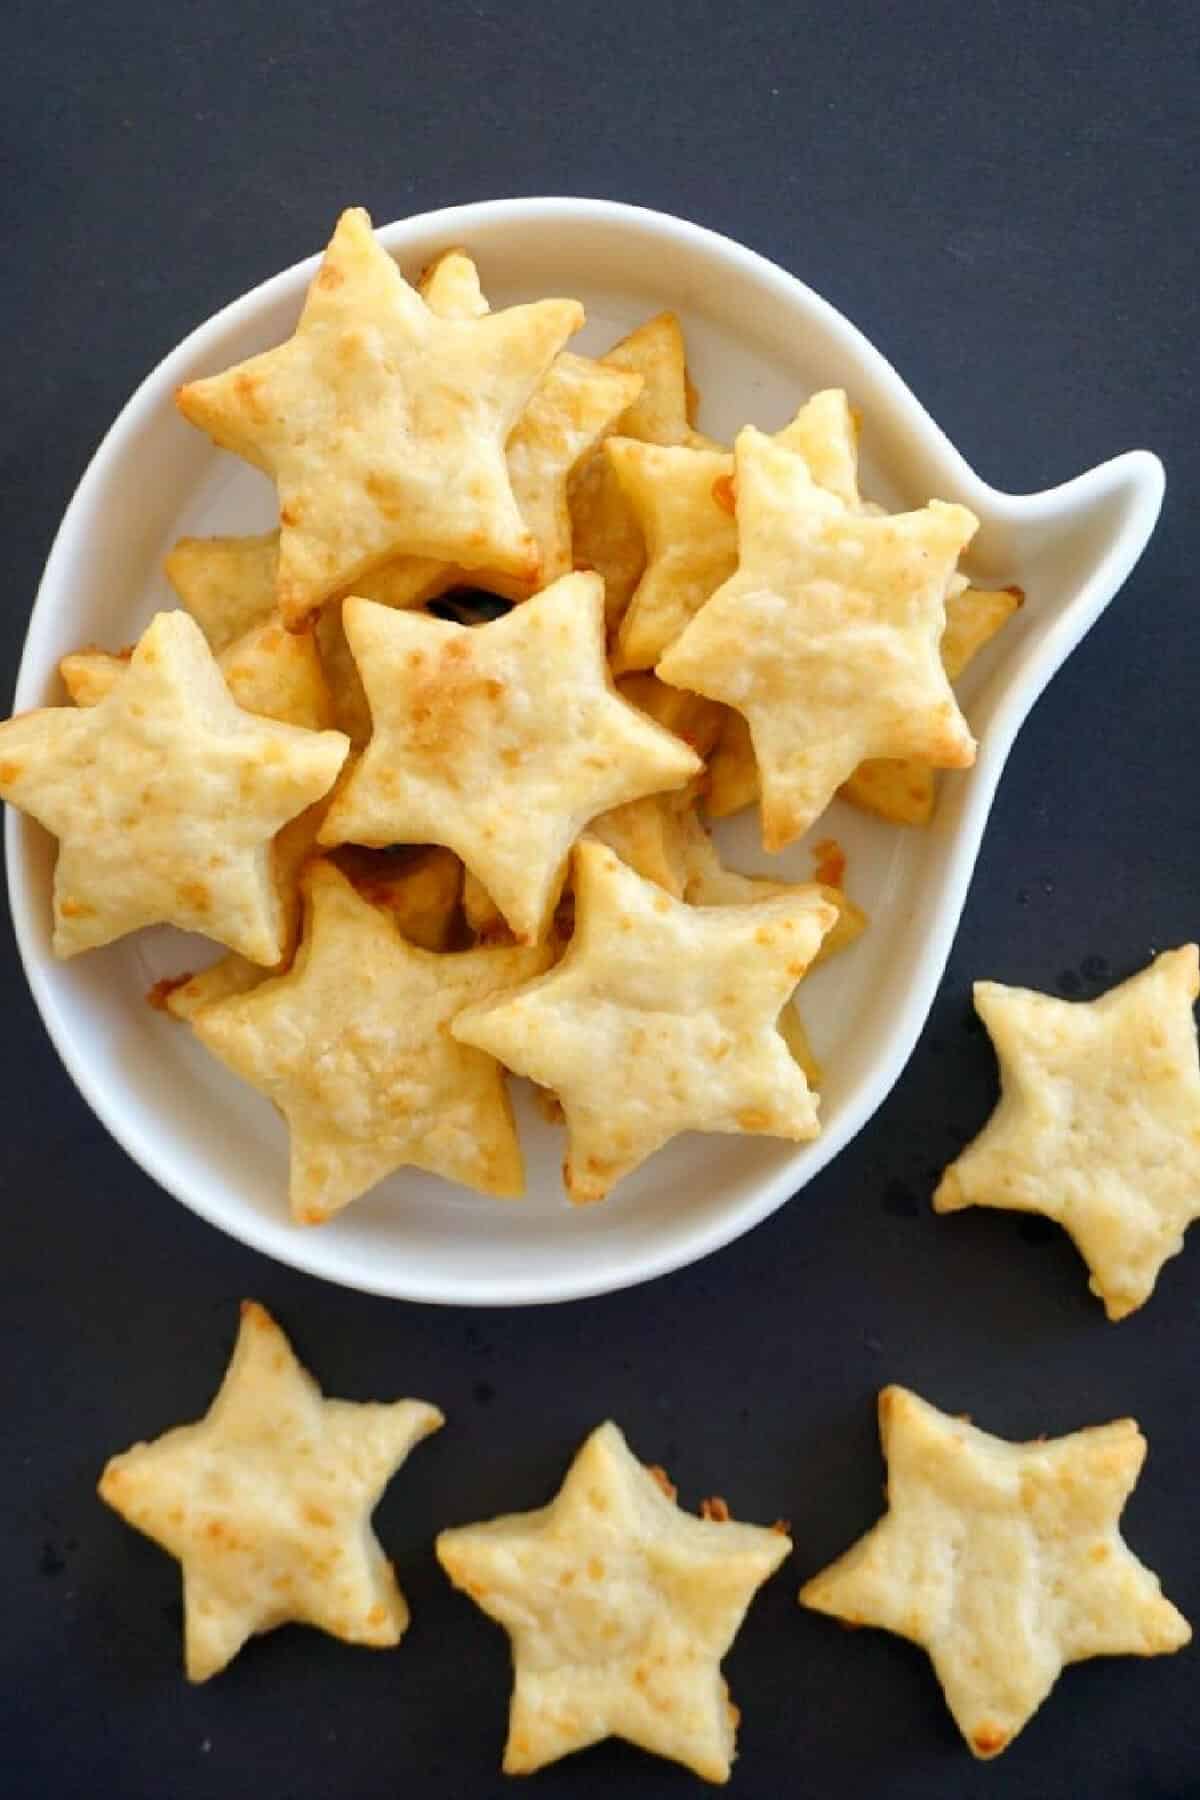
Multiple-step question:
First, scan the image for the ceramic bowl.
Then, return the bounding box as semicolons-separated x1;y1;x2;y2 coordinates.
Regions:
5;198;1163;1304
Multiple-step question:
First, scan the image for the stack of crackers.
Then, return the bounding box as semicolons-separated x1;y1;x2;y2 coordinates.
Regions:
0;206;1023;1222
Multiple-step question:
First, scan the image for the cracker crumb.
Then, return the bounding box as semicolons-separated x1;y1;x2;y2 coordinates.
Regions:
146;973;193;1012
646;1464;677;1501
812;837;846;888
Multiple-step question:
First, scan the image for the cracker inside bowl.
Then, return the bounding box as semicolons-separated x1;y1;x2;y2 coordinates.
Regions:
4;197;1163;1302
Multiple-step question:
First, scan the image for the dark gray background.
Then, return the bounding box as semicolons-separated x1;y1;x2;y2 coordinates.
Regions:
2;3;1197;1796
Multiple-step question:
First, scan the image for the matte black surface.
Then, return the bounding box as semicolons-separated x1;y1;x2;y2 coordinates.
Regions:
2;3;1197;1796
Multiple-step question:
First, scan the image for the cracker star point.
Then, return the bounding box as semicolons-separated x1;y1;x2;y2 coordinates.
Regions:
191;861;551;1219
99;1301;442;1681
935;946;1200;1317
657;426;978;849
0;610;348;961
176;208;584;624
452;839;836;1199
437;1420;790;1781
319;572;702;941
800;1386;1190;1757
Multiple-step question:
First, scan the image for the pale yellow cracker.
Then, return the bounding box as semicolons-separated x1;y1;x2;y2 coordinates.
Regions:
329;843;463;951
608;390;862;672
314;603;380;747
838;753;938;826
844;584;1022;824
568;454;646;629
941;583;1023;681
318;573;701;942
461;866;510;942
215;618;335;729
461;854;582;946
164;531;280;651
416;245;490;317
684;364;702;428
166;531;445;742
176;207;583;624
800;1386;1190;1758
310;251;643;739
586;791;698;899
589;669;726;908
403;253;645;605
775;386;862;509
594;310;710;450
567;312;703;627
501;351;643;593
167;531;455;646
706;582;1019;826
776;1002;821;1087
0;610;348;961
437;1420;790;1782
62;617;333;732
167;845;463;1022
606;440;738;672
453;839;836;1201
677;814;866;966
163;952;269;1023
57;647;133;706
166;526;440;747
658;427;978;849
616;672;726;761
98;1300;442;1681
675;814;866;1090
62;638;331;965
706;710;759;820
191;861;551;1221
934;946;1200;1318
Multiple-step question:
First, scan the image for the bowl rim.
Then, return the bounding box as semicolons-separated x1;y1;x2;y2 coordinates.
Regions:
4;195;1165;1305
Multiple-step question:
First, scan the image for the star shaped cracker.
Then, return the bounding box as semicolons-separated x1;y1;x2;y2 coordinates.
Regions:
437;1420;790;1781
417;245;490;317
673;814;866;1090
0;610;348;961
568;311;709;627
165;531;281;651
677;814;866;963
843;582;1022;824
657;427;978;849
167;527;455;744
616;671;727;761
500;350;643;592
585;680;722;903
608;390;864;673
934;946;1200;1318
164;845;463;1021
800;1386;1190;1758
704;582;1020;825
452;839;836;1201
176;208;583;625
99;1301;442;1681
419;249;645;583
606;440;738;672
586;791;698;898
328;250;642;612
191;861;551;1221
318;573;702;942
62;614;334;732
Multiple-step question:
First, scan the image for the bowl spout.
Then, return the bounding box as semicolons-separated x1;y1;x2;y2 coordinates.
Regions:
963;448;1165;738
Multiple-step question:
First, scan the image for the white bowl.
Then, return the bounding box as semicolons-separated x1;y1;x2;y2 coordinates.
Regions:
6;198;1163;1306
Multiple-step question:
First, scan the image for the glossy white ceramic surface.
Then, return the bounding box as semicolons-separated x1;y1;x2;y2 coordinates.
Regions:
5;199;1163;1304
